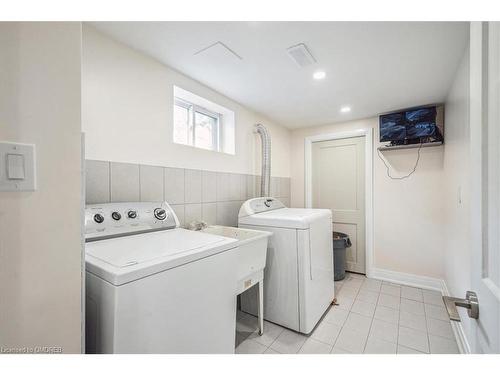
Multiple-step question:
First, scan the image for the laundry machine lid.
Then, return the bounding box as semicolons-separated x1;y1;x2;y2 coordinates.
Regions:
85;228;237;285
239;199;331;229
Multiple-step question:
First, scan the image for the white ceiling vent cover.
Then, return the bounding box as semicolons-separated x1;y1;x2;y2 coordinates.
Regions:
286;43;316;67
194;41;242;60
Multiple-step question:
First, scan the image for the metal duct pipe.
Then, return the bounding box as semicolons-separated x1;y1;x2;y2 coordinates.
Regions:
254;123;271;197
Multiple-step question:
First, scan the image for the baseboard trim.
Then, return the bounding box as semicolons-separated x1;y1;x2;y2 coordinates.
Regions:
440;283;472;354
368;267;472;354
369;267;445;292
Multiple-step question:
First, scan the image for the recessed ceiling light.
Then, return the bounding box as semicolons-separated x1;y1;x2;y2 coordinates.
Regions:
340;106;351;113
313;71;326;80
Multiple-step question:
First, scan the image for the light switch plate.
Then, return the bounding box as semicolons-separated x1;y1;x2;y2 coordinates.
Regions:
0;142;36;192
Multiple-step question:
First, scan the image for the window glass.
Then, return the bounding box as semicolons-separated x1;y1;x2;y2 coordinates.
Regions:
173;103;190;145
194;111;217;150
173;86;235;154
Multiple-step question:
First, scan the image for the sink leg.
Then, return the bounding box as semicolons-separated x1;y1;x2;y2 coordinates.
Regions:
258;281;264;336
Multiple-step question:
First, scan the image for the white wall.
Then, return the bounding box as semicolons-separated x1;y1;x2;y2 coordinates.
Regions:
82;24;291;177
0;22;83;353
443;48;472;336
291;119;446;279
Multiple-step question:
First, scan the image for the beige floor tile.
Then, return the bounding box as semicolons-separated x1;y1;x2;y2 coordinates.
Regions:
361;279;382;292
429;334;460;354
343;312;372;334
425;304;449;321
422;290;445;306
336;296;355;311
398;326;430;353
397;345;426;354
351;299;376;317
401;286;424;302
378;293;400;310
334;327;369;353
369;319;398;343
427;318;454;340
364;337;397;354
374;305;400;324
400;298;425;316
330;346;353;354
380;284;401;297
399;310;427;332
311;320;342;345
270;329;307;354
338;286;360;299
235;339;267;354
264;348;281;354
248;320;284;346
324;306;349;326
356;290;380;304
298;338;332;354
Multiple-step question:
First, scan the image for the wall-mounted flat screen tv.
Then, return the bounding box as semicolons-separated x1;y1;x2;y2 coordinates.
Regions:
379;105;444;145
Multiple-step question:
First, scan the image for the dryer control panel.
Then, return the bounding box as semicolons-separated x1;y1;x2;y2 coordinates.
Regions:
85;201;179;242
238;197;286;217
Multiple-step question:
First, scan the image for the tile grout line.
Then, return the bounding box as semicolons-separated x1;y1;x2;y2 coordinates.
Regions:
333;274;363;353
424;298;432;354
397;291;402;352
361;280;380;353
329;276;347;353
107;161;111;202
138;164;142;202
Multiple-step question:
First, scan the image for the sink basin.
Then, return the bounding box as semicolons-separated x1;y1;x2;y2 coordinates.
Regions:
201;225;271;294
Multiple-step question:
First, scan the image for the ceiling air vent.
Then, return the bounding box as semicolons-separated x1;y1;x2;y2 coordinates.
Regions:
286;43;316;67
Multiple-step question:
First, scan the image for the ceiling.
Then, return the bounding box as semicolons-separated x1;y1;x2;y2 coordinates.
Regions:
89;22;469;129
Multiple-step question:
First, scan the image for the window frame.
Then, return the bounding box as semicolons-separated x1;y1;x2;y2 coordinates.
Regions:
173;97;222;152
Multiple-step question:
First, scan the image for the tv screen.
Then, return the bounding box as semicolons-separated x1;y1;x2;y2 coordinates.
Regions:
380;105;444;144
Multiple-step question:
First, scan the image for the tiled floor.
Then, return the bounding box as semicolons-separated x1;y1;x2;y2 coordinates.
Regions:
235;272;460;354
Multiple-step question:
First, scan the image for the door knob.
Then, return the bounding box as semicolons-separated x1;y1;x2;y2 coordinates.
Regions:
442;291;479;321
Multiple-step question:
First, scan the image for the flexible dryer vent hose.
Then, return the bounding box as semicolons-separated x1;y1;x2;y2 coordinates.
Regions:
254;124;271;197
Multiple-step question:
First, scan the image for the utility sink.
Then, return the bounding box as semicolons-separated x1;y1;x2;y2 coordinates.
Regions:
201;225;271;294
202;225;271;336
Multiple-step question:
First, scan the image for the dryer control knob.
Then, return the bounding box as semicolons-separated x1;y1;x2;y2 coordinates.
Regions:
127;210;137;219
94;213;104;223
154;208;167;220
111;211;122;221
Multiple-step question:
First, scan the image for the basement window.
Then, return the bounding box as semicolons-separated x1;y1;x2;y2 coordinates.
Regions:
173;86;235;154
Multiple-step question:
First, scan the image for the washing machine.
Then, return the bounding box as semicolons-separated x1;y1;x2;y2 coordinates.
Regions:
84;201;239;354
238;197;334;334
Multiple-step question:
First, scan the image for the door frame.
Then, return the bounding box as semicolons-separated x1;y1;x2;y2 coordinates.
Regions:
469;21;500;354
304;128;374;277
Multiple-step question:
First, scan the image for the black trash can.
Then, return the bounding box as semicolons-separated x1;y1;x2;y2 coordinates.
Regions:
332;232;352;281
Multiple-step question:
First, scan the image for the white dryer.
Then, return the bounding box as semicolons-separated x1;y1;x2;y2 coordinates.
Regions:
238;197;334;334
85;201;239;353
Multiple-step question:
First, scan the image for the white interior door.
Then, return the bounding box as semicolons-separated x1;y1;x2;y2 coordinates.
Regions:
469;21;500;354
311;136;365;274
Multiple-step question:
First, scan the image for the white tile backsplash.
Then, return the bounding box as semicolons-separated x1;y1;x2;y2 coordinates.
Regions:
238;174;247;200
184;203;202;225
110;162;140;202
270;176;280;197
202;171;217;203
216;172;229;202
228;173;242;201
202;202;217;225
140;165;164;202
86;160;291;227
164;167;185;204
184;169;202;204
169;204;185;226
85;160;110;204
244;175;252;199
216;201;242;226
